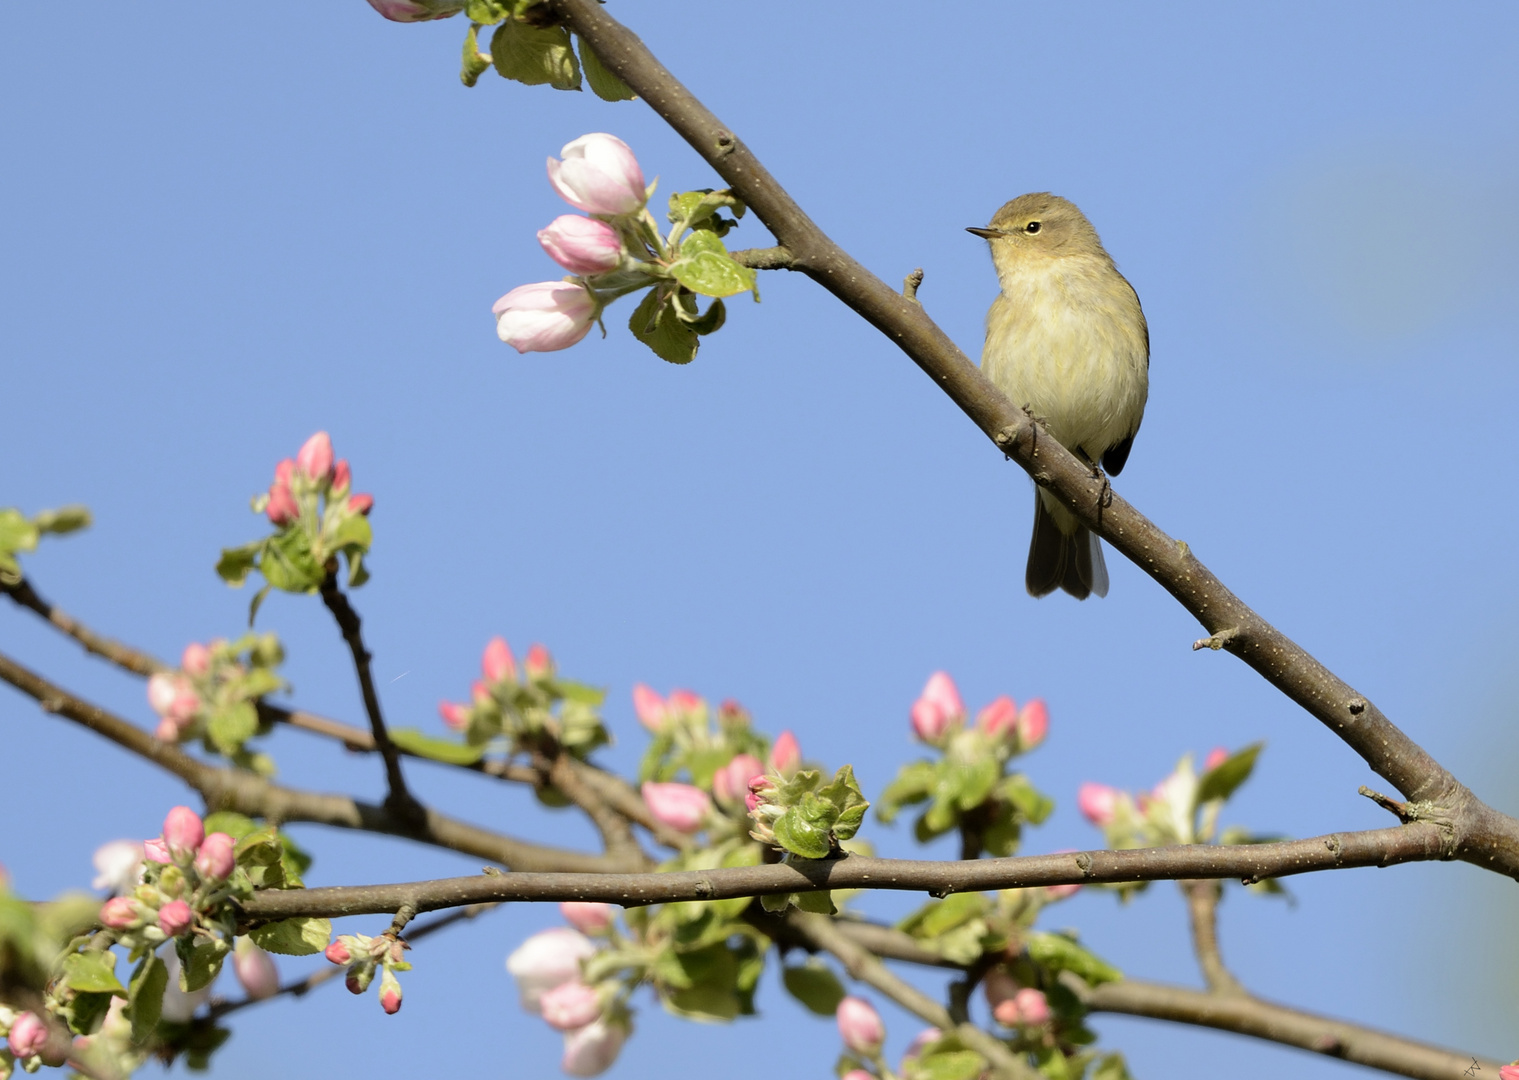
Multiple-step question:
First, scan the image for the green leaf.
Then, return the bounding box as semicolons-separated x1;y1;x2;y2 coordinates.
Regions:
127;954;167;1042
577;34;635;100
216;542;262;587
0;508;40;558
669;251;757;299
915;1050;987;1080
877;760;936;823
465;0;510;20
794;889;836;915
818;764;869;841
490;19;580;89
1089;1052;1135;1080
954;757;1000;810
781;961;846;1015
677;229;728;258
628;287;699;365
389;726;487;765
180;938;229;992
64;991;116;1037
682;297;726;336
1026;931;1122;985
62;950;124;993
247;584;273;626
556;680;607;706
1197;742;1264;804
207;701;259;755
461;27;492;88
330;512;372;554
235;827;288;889
759;890;794;913
249;917;332;956
33;504;91;535
1000;772;1055;824
203;811;258;840
260;528;322;593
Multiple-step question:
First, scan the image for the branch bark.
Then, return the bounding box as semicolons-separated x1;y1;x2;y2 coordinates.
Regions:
549;0;1519;880
1180;879;1244;996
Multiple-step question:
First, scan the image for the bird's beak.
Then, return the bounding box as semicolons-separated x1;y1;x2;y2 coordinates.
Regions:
965;226;1003;240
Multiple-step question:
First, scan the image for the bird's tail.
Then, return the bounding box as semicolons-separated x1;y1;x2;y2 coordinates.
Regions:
1026;491;1109;600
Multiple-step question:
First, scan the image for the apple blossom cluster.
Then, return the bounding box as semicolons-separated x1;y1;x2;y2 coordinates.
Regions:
217;431;375;613
324;932;411;1015
491;132;759;365
506;912;631;1077
433;636;610;761
876;672;1055;858
145;633;286;770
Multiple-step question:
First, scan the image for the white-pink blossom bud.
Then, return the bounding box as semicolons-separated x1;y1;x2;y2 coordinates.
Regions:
539;215;623;275
180;642;212;676
712;754;765;805
1077;782;1119;826
911;671;964;742
640;782;710;833
1204;746;1229;772
631;684;666;732
266;478;298;525
1017;699;1048;749
347;493;375;516
7;1011;48;1059
143;837;171;864
92;839;144;894
99;896;142;930
559;902;613;936
482;636;518;684
296;432;334;483
325;940;352;965
836;996;884;1056
506;927;596;1011
438;701;470;731
162;806;204;856
547;134;646;216
379;969;403;1014
540;980;602;1031
525;644;554;678
233;938;280;1000
194;832;236;880
364;0;463;20
975;695;1017;739
147;672;179;717
157;899;194;937
769;730;800;776
561;1017;629;1078
332;459;351;496
493;282;597;354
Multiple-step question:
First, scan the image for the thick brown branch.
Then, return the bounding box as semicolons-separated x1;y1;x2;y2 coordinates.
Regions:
1180;879;1244;995
1075;976;1500;1080
236;825;1448;921
0;649;621;873
551;0;1519;879
317;576;420;823
2;577;165;676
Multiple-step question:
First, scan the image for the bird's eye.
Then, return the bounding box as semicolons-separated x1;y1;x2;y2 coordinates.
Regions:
1024;221;1041;234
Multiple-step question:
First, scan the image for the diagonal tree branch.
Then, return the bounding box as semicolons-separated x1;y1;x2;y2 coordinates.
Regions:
549;0;1519;880
0;648;624;873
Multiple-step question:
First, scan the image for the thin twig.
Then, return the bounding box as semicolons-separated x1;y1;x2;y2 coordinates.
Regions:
317;575;420;824
728;246;794;270
1179;879;1244;995
2;577;165;676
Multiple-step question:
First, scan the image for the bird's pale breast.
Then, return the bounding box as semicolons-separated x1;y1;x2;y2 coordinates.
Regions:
982;254;1148;463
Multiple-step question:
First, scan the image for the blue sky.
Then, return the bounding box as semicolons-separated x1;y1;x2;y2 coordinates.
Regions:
2;3;1517;1077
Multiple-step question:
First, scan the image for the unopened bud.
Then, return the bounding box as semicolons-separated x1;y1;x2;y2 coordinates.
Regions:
525;644;554;678
325;940;352;965
99;896;142;929
631;684;666;732
347;493;374;516
157;899;194;937
1016;699;1048;750
769;730;801;776
1204;746;1228;772
438;701;470;731
482;636;518;684
540;980;602;1031
378;970;403;1015
1077;783;1119;826
332;459;352;497
296;431;335;483
194;832;236;880
712;754;765;805
560;901;614;936
911;671;964;742
180;642;212;676
975;695;1017;739
162;806;205;856
641;782;710;833
233;938;280;1000
6;1011;48;1059
143;838;171;864
836;996;884;1056
266;480;298;526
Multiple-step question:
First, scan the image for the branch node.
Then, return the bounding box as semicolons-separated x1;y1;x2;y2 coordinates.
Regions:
1074;852;1093;876
386;903;418;938
1347;698;1367;716
1176;539;1191;558
713;130;736;157
902;268;924;303
1358;785;1415;823
1192;627;1239;652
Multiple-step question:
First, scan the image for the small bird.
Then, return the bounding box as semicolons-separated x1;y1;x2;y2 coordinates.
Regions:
968;193;1149;599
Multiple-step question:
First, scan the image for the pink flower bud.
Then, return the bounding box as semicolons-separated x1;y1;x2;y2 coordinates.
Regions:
143;838;171;864
365;0;463;20
379;971;403;1015
769;730;801;776
1204;746;1229;772
1077;783;1119;826
438;701;470;731
1017;699;1048;750
325;940;352;965
539;215;624;275
540;980;602;1031
99;896;142;929
266;479;298;526
975;695;1017;739
561;1017;629;1078
194;832;236;880
482;636;518;684
332;459;351;496
493;282;597;354
666;689;701;715
147;672;179;717
154;717;181;741
746;773;776;814
180;643;212;676
7;1011;48;1059
157;899;194;937
842;1073;874;1080
296;431;334;483
631;684;666;732
903;1027;941;1061
347;493;375;516
506;928;596;1011
1011;988;1050;1026
836;996;884;1055
1500;1068;1519;1080
525;643;554;678
162;806;204;856
712;754;765;805
233;938;280;1000
718;699;750;725
911;671;964;742
640;782;710;833
560;901;614;936
471;680;493;707
547;133;646;216
168;685;200;723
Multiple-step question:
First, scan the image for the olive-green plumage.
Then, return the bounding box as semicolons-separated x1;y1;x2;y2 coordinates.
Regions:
969;193;1149;599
